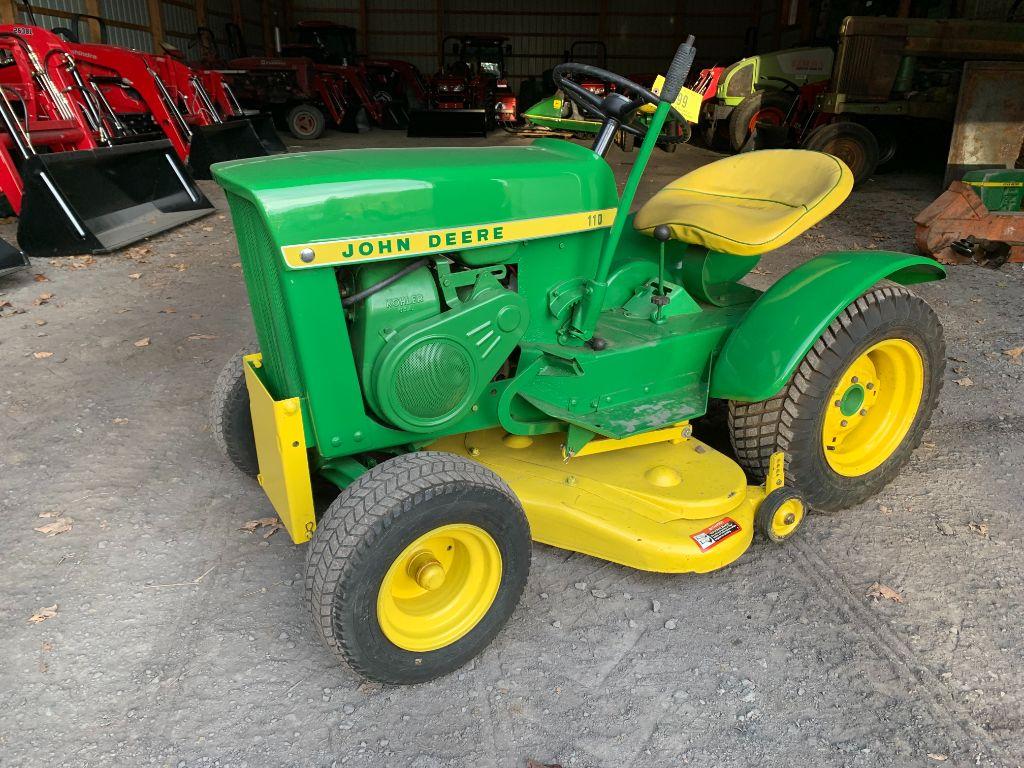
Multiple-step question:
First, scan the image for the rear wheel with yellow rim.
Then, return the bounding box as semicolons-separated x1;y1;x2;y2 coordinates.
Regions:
305;452;531;684
729;283;944;512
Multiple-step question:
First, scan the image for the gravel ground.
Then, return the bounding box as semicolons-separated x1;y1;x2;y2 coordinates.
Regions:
1;129;1022;768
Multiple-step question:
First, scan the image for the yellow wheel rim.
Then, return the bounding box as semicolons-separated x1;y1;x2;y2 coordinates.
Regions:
822;338;925;477
770;498;805;539
377;523;502;653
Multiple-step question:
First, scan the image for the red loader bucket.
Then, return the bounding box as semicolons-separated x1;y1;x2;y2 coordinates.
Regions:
0;238;29;278
16;139;214;257
187;120;270;180
241;113;287;154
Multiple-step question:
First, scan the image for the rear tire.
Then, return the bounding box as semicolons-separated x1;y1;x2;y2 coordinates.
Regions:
728;284;944;512
305;452;531;684
210;348;258;478
801;121;880;185
728;90;793;152
287;104;326;140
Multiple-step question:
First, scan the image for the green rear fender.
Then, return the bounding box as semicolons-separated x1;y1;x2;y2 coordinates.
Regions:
709;251;945;403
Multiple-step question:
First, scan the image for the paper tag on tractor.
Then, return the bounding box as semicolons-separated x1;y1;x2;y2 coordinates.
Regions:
648;75;702;124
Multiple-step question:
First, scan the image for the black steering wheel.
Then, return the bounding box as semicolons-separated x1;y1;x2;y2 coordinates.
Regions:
552;62;662;138
551;38;696;154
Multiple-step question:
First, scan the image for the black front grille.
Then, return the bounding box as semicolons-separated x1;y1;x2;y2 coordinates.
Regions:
227;194;302;399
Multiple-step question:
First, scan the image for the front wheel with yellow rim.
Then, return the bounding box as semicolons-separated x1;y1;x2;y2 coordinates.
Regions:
729;283;944;512
305;452;531;684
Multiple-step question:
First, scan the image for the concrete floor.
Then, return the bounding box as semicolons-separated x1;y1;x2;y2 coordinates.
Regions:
1;127;1022;768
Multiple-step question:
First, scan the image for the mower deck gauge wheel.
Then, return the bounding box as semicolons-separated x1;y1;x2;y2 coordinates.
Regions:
756;488;806;543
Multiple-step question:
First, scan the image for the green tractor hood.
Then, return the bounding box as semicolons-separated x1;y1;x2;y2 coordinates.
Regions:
212;139;617;259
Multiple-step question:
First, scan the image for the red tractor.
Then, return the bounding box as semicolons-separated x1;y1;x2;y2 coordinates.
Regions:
221;20;426;139
285;20;426;129
408;35;517;137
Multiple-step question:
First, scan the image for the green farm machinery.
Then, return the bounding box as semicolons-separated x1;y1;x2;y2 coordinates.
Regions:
211;37;946;684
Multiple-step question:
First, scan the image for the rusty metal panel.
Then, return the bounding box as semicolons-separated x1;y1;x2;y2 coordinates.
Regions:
829;17;1024;105
946;61;1024;186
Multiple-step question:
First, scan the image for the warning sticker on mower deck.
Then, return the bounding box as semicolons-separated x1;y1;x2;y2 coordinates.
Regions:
691;518;741;551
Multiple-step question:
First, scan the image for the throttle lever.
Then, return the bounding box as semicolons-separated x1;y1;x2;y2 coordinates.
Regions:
661;35;696;104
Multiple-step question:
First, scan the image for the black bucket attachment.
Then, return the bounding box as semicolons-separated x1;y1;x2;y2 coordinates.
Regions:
17;139;214;258
188;121;269;179
407;109;489;138
0;238;29;279
240;113;287;154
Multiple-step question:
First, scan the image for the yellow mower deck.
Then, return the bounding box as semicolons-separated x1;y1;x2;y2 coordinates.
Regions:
432;427;776;573
244;353;781;569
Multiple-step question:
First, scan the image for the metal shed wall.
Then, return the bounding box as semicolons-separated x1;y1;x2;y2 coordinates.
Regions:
287;0;779;87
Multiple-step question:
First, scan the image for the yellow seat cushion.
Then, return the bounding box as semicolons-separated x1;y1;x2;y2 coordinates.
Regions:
634;150;853;256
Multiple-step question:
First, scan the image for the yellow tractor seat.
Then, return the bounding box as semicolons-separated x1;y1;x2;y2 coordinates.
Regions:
634;150;853;256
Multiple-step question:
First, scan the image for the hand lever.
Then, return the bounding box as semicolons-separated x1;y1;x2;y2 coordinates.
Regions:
652;225;671;325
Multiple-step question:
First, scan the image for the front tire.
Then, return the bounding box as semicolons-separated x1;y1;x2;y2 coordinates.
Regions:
210;348;258;477
728;89;793;151
287;103;326;140
728;284;945;512
305;452;531;684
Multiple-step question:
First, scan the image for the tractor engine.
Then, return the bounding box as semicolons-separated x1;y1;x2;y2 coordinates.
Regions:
348;258;528;434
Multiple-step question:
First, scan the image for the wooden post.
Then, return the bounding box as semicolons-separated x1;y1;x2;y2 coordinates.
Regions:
897;0;912;17
147;0;164;51
0;0;17;26
83;0;103;43
281;0;291;33
435;0;445;72
195;0;207;28
231;0;243;26
749;0;762;55
800;0;814;44
359;0;369;56
262;0;274;54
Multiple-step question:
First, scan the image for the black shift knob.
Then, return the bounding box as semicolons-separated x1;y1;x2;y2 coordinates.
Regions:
653;224;672;242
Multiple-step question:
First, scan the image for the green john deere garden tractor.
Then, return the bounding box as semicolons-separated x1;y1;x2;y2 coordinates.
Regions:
211;37;946;684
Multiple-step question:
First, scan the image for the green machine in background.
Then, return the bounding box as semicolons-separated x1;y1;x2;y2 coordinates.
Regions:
211;37;946;685
699;45;834;150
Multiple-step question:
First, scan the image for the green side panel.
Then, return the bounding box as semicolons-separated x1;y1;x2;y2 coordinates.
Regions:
709;251;945;403
523;95;562;120
212;140;617;249
962;168;1024;211
523;95;601;133
718;46;834;106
